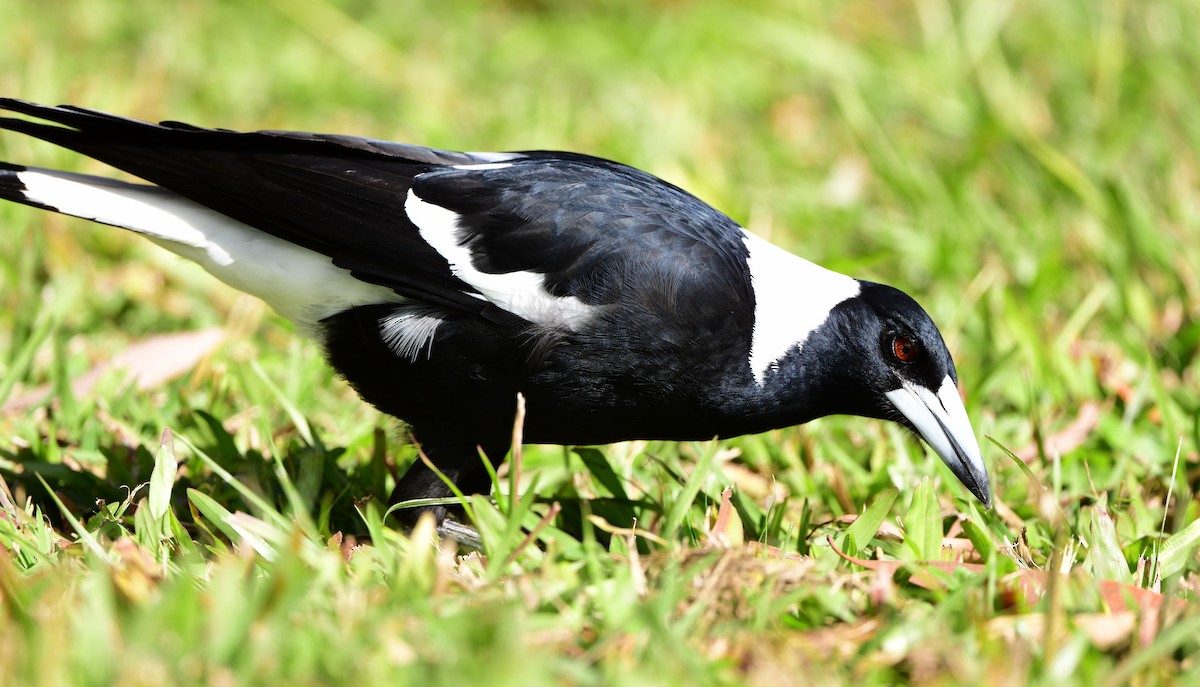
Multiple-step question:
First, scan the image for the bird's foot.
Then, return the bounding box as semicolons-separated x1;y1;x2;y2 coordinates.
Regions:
435;517;484;550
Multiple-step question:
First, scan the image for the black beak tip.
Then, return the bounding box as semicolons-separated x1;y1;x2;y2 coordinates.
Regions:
962;472;992;510
976;488;993;510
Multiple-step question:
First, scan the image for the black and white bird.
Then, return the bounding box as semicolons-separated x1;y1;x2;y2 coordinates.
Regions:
0;100;991;525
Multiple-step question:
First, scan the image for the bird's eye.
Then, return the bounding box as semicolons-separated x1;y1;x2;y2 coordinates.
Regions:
891;335;921;363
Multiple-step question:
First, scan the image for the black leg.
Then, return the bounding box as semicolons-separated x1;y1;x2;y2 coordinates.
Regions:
389;432;511;527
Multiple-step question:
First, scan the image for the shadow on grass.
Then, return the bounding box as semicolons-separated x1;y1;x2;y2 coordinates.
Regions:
0;428;390;539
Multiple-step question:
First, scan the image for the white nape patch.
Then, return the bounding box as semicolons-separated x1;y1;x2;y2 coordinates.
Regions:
379;307;444;361
742;230;860;384
404;189;595;329
17;168;400;334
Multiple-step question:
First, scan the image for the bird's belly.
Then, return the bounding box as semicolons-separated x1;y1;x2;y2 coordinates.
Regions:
519;398;720;444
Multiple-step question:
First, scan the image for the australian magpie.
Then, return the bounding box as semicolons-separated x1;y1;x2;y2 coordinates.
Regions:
0;99;991;525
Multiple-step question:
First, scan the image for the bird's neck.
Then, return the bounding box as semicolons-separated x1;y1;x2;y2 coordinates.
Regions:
702;369;833;437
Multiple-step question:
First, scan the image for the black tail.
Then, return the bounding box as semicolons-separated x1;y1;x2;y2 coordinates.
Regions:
0;99;484;314
0;161;51;211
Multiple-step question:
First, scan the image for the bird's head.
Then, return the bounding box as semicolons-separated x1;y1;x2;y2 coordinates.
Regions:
803;281;991;507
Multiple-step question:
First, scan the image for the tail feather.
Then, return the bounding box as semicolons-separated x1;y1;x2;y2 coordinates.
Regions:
0;164;401;332
3;165;213;246
1;162;61;214
0;99;486;316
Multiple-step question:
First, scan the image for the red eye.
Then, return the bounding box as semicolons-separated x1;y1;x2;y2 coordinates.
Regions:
892;336;920;363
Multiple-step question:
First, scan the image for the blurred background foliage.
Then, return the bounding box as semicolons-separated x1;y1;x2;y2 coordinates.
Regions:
0;0;1199;684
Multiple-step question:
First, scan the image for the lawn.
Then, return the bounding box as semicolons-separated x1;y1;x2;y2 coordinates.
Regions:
1;1;1198;684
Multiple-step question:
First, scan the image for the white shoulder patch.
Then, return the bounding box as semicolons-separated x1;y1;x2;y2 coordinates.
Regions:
379;307;444;361
404;188;595;329
462;151;523;163
742;230;860;384
451;162;514;171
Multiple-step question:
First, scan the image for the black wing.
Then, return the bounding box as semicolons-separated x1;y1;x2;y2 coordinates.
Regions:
0;99;753;330
410;156;754;332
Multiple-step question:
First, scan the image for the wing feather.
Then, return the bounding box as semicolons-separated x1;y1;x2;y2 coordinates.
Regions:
1;100;755;336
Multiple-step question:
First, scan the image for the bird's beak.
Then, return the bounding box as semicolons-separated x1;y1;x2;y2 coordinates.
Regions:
885;376;991;507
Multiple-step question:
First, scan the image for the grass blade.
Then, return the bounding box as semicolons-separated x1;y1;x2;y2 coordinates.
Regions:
661;440;721;541
1157;518;1200;581
841;487;898;557
902;478;941;561
147;429;176;522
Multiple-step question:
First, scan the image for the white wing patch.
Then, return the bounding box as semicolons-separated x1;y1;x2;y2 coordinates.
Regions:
379;307;444;361
451;162;514;171
462;152;523;163
404;188;595;329
742;230;861;384
15;167;401;334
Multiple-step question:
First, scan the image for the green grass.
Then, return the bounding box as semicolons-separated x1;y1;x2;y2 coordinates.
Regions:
1;0;1199;684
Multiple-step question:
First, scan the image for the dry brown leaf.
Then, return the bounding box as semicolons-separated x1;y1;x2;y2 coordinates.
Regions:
746;540;805;560
941;537;981;561
109;537;163;604
706;487;744;548
829;513;904;540
869;564;897;607
3;328;225;414
828;536;1184;613
720;462;790;503
709;620;879;687
990;611;1137;650
1017;401;1103;462
1074;611;1139;649
824;514;979;560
